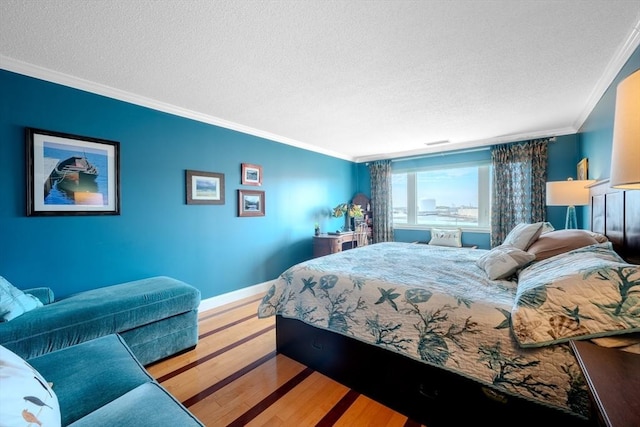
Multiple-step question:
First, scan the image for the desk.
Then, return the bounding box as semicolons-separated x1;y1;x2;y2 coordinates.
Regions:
570;340;640;427
313;232;356;258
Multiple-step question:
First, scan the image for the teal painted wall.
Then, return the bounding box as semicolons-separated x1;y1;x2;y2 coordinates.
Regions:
0;70;355;298
578;46;640;227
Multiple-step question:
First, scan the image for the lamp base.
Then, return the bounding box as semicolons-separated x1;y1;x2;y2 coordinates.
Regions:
565;205;578;229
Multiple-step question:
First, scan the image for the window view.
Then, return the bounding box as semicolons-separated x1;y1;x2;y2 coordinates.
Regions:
392;162;491;229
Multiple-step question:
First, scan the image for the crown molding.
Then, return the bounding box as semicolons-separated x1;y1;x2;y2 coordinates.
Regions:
0;55;353;162
573;15;640;131
353;126;576;163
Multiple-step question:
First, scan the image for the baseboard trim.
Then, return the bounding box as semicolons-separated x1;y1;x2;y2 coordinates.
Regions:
198;280;273;313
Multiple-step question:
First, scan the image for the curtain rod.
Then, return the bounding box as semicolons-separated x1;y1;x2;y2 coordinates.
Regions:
389;136;557;163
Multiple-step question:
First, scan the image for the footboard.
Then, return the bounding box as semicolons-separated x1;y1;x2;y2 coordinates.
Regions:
276;315;588;427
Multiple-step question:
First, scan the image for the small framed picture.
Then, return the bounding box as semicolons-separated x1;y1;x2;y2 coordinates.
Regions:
577;158;588;180
26;127;120;216
238;189;265;217
241;163;262;186
186;170;225;205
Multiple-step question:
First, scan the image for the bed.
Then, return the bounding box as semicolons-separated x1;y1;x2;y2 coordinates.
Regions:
258;181;639;426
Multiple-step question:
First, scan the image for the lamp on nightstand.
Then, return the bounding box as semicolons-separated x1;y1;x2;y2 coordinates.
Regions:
610;68;640;189
546;178;595;229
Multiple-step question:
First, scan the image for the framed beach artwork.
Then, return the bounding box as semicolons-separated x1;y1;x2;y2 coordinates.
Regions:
238;189;265;217
241;163;262;186
26;128;120;216
186;170;225;205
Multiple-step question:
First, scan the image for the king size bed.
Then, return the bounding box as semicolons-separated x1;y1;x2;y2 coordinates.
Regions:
258;182;639;426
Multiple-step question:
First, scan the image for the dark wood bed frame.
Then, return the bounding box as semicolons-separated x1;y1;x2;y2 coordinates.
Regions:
276;181;638;427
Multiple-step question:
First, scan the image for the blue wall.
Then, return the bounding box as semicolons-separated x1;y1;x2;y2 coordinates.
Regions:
578;46;640;227
0;70;355;298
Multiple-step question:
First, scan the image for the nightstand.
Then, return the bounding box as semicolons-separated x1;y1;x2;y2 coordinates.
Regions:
570;340;640;427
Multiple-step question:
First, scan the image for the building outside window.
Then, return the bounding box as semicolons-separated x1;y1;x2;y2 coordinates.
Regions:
392;161;491;230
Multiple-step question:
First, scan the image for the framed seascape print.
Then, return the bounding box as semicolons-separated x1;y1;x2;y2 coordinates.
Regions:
577;158;588;180
186;170;225;205
241;163;262;186
26;128;120;216
238;189;265;217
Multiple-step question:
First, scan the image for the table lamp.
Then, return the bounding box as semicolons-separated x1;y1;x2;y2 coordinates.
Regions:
546;178;595;229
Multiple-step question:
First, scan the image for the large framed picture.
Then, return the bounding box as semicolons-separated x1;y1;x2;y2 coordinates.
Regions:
26;128;120;216
238;189;265;217
241;163;262;186
186;170;225;205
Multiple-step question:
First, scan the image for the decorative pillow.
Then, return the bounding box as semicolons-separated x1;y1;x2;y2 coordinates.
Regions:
0;345;61;427
428;228;462;248
540;222;555;235
527;229;600;261
0;276;43;322
512;242;640;348
476;245;536;280
589;231;609;243
502;222;544;251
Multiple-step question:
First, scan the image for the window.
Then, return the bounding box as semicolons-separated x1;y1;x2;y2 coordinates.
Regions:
392;161;491;230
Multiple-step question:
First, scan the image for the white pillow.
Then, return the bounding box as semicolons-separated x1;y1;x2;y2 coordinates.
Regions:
476;244;536;280
502;222;544;251
0;276;42;322
0;345;61;427
428;228;462;248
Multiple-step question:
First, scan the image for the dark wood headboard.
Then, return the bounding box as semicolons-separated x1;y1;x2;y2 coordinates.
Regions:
590;180;640;264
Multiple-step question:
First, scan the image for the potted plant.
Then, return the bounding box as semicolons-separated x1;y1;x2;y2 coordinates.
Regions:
332;203;364;232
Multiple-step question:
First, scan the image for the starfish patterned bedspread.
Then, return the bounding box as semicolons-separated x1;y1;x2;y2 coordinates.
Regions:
258;242;590;419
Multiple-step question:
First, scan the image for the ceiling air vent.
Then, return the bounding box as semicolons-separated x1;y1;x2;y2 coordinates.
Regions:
424;140;450;146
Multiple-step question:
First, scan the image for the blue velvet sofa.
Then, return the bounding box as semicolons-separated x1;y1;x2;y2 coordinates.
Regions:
28;333;204;426
0;276;200;365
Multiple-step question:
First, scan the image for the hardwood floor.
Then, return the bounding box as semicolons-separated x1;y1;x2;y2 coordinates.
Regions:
146;294;426;426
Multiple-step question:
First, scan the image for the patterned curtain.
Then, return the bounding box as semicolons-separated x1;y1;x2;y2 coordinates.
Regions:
490;139;548;247
368;160;394;243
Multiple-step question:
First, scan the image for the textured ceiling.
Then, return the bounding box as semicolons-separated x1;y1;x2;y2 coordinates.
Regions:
1;1;640;161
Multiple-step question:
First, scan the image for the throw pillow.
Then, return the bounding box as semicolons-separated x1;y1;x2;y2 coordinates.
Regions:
428;228;462;248
476;245;536;280
502;222;544;251
527;229;600;261
0;276;43;322
0;345;61;427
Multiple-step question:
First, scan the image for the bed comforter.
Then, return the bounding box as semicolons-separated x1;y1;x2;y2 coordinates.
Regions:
258;242;590;418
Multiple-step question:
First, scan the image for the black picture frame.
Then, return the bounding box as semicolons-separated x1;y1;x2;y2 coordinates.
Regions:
238;189;265;217
186;170;225;205
26;127;120;216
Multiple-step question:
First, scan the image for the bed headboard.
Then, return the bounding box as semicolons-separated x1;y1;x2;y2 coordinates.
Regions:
590;180;640;264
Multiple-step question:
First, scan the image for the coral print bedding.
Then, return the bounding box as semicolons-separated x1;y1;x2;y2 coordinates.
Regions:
257;242;633;419
512;243;640;347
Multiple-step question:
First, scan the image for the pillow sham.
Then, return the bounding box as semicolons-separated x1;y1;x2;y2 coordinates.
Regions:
0;276;43;322
476;245;536;280
512;242;640;348
527;229;600;261
502;222;544;251
428;228;462;248
0;344;61;427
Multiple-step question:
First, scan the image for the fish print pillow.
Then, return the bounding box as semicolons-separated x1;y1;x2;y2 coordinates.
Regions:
0;345;61;427
511;242;640;348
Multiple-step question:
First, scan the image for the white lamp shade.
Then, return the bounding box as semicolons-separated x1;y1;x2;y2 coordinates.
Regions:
546;180;595;206
610;68;640;189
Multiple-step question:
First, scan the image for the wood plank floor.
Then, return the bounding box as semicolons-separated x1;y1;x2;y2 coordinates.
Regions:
146;295;426;426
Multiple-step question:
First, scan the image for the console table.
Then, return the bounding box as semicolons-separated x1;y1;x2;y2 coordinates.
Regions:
313;232;356;258
570;339;640;427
